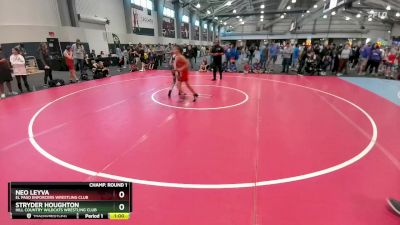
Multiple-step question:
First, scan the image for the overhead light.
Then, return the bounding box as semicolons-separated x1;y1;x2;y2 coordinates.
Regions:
345;16;350;20
241;21;245;24
196;3;200;8
261;11;264;14
233;9;237;13
386;5;391;11
331;11;336;15
260;4;265;9
291;0;296;3
260;19;264;21
207;10;211;15
370;10;374;14
260;15;264;18
368;17;372;21
223;22;227;25
226;1;232;6
280;14;285;18
239;18;242;21
396;12;400;17
356;13;361;18
236;16;240;18
388;30;391;33
313;4;317;8
307;10;310;13
301;14;304;17
323;15;327;19
220;20;222;22
214;17;218;20
287;6;291;10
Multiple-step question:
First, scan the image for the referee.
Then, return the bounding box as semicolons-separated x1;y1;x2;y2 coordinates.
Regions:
210;40;225;81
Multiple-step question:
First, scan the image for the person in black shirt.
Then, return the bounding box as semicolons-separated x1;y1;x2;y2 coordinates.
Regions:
192;45;198;64
182;44;190;58
38;43;53;87
0;48;18;98
210;40;225;80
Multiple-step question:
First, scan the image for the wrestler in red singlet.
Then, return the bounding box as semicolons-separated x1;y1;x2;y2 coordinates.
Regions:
173;46;198;102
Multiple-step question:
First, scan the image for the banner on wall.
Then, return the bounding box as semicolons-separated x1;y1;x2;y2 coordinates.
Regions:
112;33;121;46
202;28;208;42
193;26;200;40
162;17;175;38
132;5;155;36
181;23;189;39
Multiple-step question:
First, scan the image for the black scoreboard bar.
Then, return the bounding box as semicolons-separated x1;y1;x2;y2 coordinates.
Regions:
8;182;132;220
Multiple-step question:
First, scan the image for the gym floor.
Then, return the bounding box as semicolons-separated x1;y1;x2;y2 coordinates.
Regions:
0;70;399;225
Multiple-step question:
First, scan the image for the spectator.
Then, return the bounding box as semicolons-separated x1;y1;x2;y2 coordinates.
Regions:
116;46;123;72
89;49;96;59
222;61;228;72
266;43;279;72
368;45;382;76
229;59;237;72
0;47;18;98
71;39;85;79
337;43;352;76
192;45;198;64
319;44;332;75
243;62;250;74
155;44;164;68
281;43;293;74
10;47;31;92
93;61;109;78
38;42;53;87
123;48;129;69
331;44;340;73
148;50;155;70
292;44;300;70
199;58;208;72
260;44;268;71
357;42;372;75
297;45;308;75
385;48;396;79
253;59;262;74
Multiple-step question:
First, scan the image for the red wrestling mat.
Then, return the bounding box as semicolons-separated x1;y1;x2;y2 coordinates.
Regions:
0;71;399;225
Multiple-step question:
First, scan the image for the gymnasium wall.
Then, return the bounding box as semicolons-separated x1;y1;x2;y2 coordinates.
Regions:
75;0;127;34
0;0;212;56
0;0;61;27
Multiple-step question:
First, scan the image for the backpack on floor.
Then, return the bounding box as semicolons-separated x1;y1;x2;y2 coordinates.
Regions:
81;74;89;81
80;69;89;81
48;79;65;87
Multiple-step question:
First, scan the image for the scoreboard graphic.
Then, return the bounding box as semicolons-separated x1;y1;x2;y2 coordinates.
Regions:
8;182;132;220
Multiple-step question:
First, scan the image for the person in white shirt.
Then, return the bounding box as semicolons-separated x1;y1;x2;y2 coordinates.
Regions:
116;46;123;72
123;48;129;69
71;39;85;79
10;47;30;92
337;44;352;76
281;43;293;73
